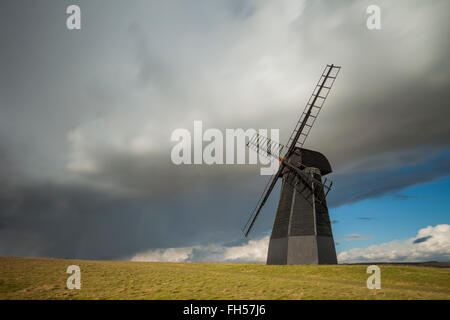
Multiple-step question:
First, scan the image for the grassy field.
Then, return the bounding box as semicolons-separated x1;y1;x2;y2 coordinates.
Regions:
0;257;449;300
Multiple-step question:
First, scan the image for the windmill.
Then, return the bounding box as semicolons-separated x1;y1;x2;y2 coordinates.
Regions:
243;64;341;265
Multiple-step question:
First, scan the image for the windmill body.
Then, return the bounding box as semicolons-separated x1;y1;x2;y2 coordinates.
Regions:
267;147;337;265
243;64;341;265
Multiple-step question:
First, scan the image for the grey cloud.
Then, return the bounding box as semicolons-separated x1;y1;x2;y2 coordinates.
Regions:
413;236;432;244
0;180;255;259
62;0;450;198
392;194;417;200
339;234;373;242
356;217;375;221
327;150;450;207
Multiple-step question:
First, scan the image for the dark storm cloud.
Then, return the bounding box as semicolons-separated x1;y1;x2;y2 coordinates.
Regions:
413;236;432;244
0;179;256;259
0;0;449;259
61;0;450;198
392;194;417;200
326;151;450;207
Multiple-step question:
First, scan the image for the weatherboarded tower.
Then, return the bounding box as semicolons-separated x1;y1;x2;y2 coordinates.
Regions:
266;148;337;265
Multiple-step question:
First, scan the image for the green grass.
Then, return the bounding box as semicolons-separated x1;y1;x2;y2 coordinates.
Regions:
0;257;449;299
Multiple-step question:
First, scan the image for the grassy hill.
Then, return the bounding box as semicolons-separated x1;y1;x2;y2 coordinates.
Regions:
0;257;449;300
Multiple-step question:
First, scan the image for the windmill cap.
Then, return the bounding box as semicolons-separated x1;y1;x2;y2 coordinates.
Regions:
293;147;332;176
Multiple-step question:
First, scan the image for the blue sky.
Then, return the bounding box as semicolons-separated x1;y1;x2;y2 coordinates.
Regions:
331;175;450;253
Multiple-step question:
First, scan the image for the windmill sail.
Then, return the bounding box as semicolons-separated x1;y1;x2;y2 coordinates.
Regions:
285;65;341;154
242;165;283;237
282;160;333;206
247;132;286;161
242;64;341;239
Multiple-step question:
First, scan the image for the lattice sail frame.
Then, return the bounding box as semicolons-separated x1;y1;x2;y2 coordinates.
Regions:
247;132;286;161
285;65;341;150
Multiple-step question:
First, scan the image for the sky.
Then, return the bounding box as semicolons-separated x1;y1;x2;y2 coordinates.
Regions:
0;0;449;263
